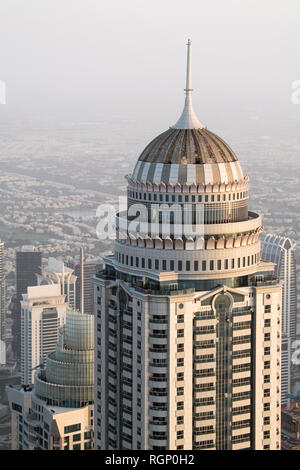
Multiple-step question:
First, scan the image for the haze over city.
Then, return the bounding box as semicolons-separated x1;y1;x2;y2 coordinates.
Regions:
0;0;299;454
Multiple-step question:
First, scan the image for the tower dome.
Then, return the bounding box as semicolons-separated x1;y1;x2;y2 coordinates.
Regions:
131;40;244;186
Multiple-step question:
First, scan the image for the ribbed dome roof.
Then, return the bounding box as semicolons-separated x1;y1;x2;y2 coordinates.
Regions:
131;127;244;186
138;127;238;165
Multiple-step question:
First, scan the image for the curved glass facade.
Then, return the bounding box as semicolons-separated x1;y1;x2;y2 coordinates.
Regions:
34;311;94;408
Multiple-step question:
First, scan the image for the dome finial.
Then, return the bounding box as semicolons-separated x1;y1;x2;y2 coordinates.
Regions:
172;39;204;130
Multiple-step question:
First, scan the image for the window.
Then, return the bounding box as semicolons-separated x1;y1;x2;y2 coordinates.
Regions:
186;260;190;271
202;260;206;271
217;260;221;270
73;433;81;442
178;261;182;271
194;260;198;271
210;260;214;271
73;444;81;450
64;424;81;434
12;403;22;413
155;259;159;270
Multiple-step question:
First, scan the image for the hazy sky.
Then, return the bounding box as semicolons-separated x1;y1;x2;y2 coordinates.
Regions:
0;0;299;138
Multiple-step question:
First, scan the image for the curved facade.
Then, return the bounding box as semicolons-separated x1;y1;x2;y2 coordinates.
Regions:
95;40;282;451
35;311;94;408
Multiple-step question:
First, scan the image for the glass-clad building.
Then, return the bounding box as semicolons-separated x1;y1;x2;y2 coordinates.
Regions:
7;310;95;450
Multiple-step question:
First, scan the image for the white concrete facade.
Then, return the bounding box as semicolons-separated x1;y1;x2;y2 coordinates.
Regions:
20;284;67;385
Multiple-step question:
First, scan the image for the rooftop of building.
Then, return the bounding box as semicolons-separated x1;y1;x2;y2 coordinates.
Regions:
130;40;244;186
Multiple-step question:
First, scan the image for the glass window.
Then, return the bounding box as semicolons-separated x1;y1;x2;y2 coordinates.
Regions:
64;424;81;434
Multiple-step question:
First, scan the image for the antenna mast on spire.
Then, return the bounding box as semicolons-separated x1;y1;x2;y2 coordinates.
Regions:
172;39;204;130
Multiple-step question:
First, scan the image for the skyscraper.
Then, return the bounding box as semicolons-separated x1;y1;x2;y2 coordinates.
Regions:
7;310;94;450
20;284;68;385
68;250;102;314
261;234;297;406
94;40;282;451
37;257;77;310
12;249;42;359
0;241;5;344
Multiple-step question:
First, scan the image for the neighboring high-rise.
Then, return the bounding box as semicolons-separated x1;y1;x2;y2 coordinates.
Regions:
0;241;5;343
94;40;282;450
7;310;94;450
68;250;102;314
12;249;42;359
37;257;77;310
20;284;67;385
261;234;297;406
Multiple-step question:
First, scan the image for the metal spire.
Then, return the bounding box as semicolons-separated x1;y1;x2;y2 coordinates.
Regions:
173;39;204;130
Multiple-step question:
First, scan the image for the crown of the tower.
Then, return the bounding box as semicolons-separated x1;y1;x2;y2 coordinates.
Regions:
131;40;244;186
